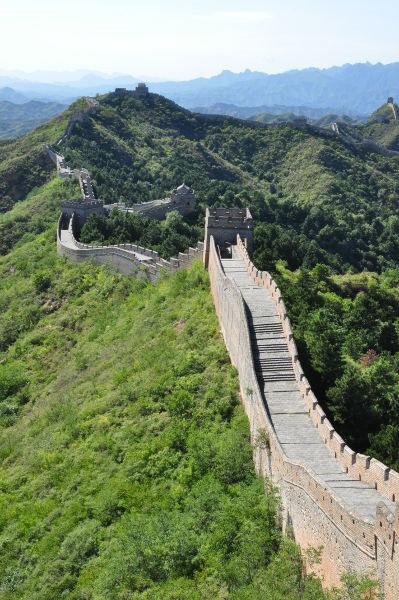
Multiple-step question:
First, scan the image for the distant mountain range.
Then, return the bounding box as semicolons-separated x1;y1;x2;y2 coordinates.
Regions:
0;62;399;115
0;87;30;104
152;63;399;115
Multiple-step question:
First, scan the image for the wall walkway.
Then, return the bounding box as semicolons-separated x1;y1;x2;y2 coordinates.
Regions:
207;234;399;598
57;214;204;282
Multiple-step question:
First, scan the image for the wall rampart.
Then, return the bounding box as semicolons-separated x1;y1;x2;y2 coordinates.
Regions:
227;235;399;595
57;214;204;281
235;235;399;513
207;233;399;595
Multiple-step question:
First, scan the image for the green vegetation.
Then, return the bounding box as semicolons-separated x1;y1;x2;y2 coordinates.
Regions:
0;177;79;256
80;208;202;259
3;89;399;467
1;90;399;597
360;102;399;151
62;92;399;272
0;213;334;598
0;107;71;213
275;262;399;467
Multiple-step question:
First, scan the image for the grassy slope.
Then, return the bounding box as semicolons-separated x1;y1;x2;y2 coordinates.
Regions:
0;177;79;256
0;104;74;212
0;204;330;599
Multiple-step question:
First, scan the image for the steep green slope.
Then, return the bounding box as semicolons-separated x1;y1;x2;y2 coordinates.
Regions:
0;108;70;212
0;177;79;256
0;210;331;599
360;101;399;151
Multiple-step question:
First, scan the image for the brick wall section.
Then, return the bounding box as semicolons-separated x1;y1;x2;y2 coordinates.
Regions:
234;235;399;510
210;234;399;596
57;214;204;282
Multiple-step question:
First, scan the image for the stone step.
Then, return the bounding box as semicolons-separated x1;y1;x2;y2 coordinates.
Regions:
222;250;397;523
257;343;288;352
260;373;297;382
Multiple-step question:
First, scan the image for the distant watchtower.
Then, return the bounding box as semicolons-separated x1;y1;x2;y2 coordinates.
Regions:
203;207;253;266
169;183;196;215
388;97;394;105
133;83;149;99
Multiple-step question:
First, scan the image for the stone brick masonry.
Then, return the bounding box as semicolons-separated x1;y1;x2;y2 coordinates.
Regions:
205;214;399;598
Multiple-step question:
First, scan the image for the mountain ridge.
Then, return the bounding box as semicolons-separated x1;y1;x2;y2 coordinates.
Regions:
1;61;398;113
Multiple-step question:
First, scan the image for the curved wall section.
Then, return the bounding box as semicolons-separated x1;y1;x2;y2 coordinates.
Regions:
57;214;204;281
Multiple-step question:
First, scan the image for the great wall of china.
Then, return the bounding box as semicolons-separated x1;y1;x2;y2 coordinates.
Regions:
52;86;399;597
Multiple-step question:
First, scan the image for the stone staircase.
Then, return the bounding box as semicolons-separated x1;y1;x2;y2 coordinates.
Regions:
221;255;395;522
79;170;95;200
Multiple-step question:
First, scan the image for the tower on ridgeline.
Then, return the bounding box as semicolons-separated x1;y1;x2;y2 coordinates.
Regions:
203;207;253;266
133;83;149;98
114;83;149;99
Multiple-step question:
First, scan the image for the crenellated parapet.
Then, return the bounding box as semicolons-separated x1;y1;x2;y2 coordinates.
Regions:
57;212;204;282
208;233;399;596
60;199;105;226
203;207;253;265
104;183;197;221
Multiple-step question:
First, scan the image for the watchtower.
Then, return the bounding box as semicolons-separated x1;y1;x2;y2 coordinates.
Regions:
133;83;149;99
203;207;253;266
169;183;196;215
61;200;105;226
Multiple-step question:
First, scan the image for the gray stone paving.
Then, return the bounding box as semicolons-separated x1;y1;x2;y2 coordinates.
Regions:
221;257;395;522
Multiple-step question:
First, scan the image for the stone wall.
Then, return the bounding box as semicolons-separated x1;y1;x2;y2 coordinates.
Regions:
57;213;204;282
60;200;105;225
105;183;197;221
207;234;399;598
203;207;253;265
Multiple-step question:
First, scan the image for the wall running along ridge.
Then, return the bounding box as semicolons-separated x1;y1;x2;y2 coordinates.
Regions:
207;232;399;598
56;200;399;595
49;94;399;592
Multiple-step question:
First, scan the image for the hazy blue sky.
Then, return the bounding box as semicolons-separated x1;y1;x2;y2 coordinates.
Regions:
1;0;398;79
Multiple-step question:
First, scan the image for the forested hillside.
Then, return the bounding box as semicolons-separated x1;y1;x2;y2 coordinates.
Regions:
0;89;397;597
0;174;340;599
62;91;399;272
59;90;399;470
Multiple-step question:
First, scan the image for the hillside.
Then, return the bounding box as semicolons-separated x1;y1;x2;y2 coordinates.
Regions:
194;103;343;121
0;89;398;597
59;90;399;273
0;165;336;598
0;100;66;140
55;90;399;470
360;100;399;151
0;108;71;212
